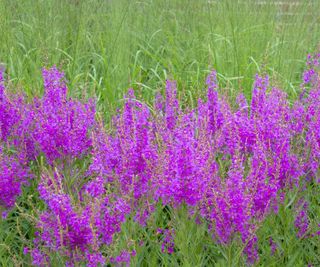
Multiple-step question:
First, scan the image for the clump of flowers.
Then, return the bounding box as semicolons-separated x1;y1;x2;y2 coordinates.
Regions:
88;88;157;226
299;53;320;182
1;66;95;163
0;146;30;212
158;228;175;254
294;199;309;239
31;67;96;162
0;52;319;266
0;69;30;212
85;53;319;264
29;169;131;267
0;70;18;141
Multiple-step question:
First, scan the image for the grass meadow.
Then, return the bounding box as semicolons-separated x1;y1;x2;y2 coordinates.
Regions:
1;0;320;104
0;0;319;266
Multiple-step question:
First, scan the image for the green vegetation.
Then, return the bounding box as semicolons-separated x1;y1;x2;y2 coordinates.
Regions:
0;0;319;109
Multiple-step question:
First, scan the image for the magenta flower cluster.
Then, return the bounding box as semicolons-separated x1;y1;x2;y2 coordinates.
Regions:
0;52;319;266
0;66;95;209
33;170;130;266
0;147;29;212
32;67;96;162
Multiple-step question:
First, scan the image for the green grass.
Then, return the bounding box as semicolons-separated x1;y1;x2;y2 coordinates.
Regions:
0;0;319;114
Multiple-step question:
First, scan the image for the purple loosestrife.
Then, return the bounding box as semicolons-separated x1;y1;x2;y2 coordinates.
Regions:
0;69;35;159
200;143;257;253
31;169;131;266
0;70;21;142
0;146;30;211
0;69;33;213
294;199;309;239
303;67;320;180
92;194;130;246
230;76;300;218
197;73;302;262
88;69;307;264
88;89;157;225
32;66;96;162
1;66;96;218
293;53;320;182
110;250;132;266
0;69;10;140
165;80;179;130
206;70;224;134
157;228;175;254
1;66;96;163
153;110;200;206
5;53;319;266
233;93;255;154
248;85;299;213
87;123;119;187
10;98;38;161
49;61;320;266
36;172;95;262
269;237;277;255
152;85;215;207
303;53;320;88
243;235;259;264
90;89;155;194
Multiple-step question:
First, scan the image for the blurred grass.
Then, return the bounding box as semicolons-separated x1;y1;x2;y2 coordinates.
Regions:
0;0;319;115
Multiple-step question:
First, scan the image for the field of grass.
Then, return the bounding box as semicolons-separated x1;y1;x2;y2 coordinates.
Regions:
0;0;319;266
1;0;320;105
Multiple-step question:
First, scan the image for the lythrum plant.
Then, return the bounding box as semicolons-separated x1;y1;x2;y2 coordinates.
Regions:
0;53;319;266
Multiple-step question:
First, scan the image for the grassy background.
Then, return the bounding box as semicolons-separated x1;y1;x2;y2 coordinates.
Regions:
0;0;319;114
